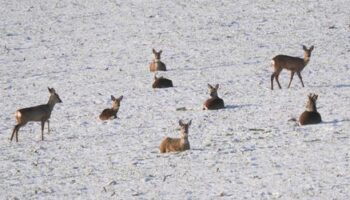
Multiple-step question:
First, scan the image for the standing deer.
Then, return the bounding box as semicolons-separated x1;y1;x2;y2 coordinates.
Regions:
152;74;173;88
149;48;167;72
99;95;123;120
299;93;322;125
271;45;314;90
160;120;191;153
203;84;225;110
10;87;62;142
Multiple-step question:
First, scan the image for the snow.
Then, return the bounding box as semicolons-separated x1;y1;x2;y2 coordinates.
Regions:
1;0;350;199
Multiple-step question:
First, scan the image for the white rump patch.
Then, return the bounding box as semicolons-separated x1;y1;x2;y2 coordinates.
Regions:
15;111;21;118
271;60;275;67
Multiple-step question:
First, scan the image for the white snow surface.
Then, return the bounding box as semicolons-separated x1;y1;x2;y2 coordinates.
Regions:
1;0;350;199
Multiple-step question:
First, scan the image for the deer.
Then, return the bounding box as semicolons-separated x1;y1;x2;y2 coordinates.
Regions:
160;120;192;153
271;45;314;90
149;48;167;72
299;93;322;125
203;84;225;110
152;74;173;88
10;87;62;142
99;95;123;120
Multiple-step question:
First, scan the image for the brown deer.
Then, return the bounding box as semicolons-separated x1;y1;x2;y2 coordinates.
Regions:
299;93;322;125
159;120;191;153
152;74;173;88
149;48;166;72
99;95;123;120
10;87;62;142
203;84;225;110
271;45;314;90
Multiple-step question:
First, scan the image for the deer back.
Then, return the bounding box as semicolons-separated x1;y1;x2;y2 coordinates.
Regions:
99;108;118;120
159;137;190;153
152;77;173;88
272;55;305;72
299;111;322;125
203;97;225;110
16;104;51;124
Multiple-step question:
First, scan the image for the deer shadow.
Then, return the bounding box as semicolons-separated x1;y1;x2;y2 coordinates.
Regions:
225;104;255;110
321;119;350;125
334;84;350;88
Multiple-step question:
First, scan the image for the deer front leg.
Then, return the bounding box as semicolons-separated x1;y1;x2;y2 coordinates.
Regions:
288;72;295;88
297;72;305;87
41;120;45;141
47;120;50;134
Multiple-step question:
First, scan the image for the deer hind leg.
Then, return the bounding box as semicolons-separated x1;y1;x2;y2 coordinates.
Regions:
274;72;282;89
10;126;16;142
271;68;282;90
288;72;295;88
10;125;19;142
270;73;275;90
297;72;305;87
11;124;23;142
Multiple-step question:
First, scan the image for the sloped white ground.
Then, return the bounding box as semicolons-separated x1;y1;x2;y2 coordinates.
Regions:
1;0;349;199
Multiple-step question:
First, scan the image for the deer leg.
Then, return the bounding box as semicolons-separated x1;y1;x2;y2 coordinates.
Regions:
271;72;275;90
297;72;305;87
275;74;282;89
47;120;50;134
11;125;19;142
288;72;295;88
16;128;19;142
41;120;45;141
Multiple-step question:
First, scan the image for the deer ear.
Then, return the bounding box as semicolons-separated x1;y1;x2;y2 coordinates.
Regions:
152;48;156;54
48;87;55;93
179;120;183;126
159;50;162;54
188;120;192;126
302;45;307;51
111;95;116;101
310;45;314;51
118;95;123;101
207;84;213;89
215;84;219;90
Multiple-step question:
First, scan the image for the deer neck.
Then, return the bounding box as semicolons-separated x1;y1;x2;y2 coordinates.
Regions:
303;54;311;66
47;98;57;111
306;102;317;112
153;59;161;63
180;132;189;143
210;94;219;99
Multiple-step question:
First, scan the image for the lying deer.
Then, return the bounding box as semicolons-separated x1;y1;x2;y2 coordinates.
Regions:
299;93;322;125
203;84;225;110
149;48;166;72
271;45;314;90
160;120;191;153
99;95;123;120
10;87;62;142
152;74;173;88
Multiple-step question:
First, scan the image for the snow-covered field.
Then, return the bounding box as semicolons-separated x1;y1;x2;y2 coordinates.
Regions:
1;0;349;199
